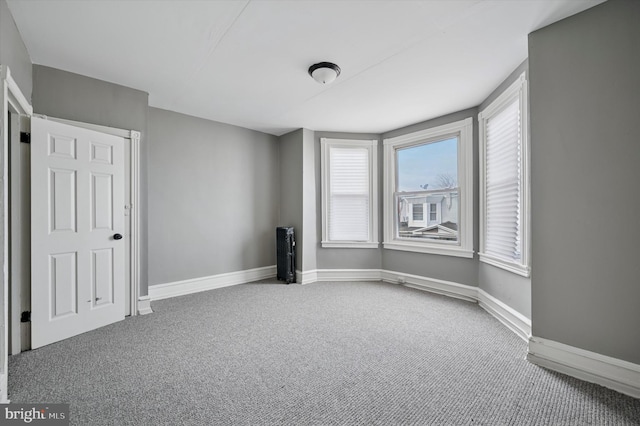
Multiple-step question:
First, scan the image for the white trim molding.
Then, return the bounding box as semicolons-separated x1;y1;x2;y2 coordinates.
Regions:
297;269;391;285
149;265;276;301
477;289;531;341
137;296;153;315
129;131;141;316
382;241;473;258
381;270;477;302
317;269;383;282
296;269;318;285
299;269;476;302
528;336;640;399
0;373;11;404
1;65;32;404
42;115;133;139
478;253;530;278
2;66;33;116
383;117;474;258
320;242;379;249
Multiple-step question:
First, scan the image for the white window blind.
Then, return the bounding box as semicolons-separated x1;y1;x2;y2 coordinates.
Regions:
328;147;370;241
484;99;521;261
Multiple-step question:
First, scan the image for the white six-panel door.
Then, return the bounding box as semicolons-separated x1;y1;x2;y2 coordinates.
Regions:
31;117;125;348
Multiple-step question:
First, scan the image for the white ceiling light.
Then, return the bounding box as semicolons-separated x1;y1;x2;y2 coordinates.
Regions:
308;62;341;84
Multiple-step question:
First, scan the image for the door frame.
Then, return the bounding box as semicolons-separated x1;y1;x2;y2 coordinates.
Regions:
1;65;32;402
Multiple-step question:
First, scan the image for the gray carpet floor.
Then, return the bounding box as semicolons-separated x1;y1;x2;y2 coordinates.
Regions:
8;280;640;425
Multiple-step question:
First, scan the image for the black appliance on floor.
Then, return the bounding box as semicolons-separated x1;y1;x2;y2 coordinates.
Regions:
276;227;296;284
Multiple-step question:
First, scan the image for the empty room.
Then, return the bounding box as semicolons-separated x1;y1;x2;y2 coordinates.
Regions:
0;0;639;424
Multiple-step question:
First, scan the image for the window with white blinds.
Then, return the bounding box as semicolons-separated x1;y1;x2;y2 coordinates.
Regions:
479;73;530;276
321;138;378;248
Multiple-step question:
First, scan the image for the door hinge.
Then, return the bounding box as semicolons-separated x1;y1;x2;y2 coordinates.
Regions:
20;311;31;323
20;132;30;143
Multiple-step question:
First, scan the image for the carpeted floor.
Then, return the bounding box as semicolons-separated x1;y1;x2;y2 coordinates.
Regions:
8;280;640;425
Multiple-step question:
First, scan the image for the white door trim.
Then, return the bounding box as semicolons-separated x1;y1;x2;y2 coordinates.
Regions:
33;114;142;318
1;65;33;402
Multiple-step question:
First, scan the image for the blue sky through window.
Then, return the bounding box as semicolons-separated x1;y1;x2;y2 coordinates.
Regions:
397;137;458;192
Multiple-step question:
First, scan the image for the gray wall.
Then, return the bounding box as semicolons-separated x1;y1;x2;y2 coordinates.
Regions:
278;129;304;270
314;131;382;271
380;109;479;287
301;129;317;271
0;0;31;100
478;264;530;318
529;0;640;363
277;128;317;274
147;107;279;285
32;65;150;295
477;60;531;318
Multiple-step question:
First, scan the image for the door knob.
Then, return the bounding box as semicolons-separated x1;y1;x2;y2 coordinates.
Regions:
113;233;123;240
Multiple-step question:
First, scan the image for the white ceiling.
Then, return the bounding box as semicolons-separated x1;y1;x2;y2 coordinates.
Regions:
7;0;604;136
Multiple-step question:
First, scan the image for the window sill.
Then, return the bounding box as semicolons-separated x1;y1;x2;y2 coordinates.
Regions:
383;241;474;258
321;241;379;249
479;253;530;277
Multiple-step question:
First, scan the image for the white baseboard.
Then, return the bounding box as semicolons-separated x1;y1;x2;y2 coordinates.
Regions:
149;265;276;301
296;269;318;285
137;296;153;315
0;373;7;403
528;336;640;399
316;269;382;282
477;289;531;342
381;269;477;302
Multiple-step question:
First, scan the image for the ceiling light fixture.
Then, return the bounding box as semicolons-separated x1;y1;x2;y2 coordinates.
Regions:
308;62;341;84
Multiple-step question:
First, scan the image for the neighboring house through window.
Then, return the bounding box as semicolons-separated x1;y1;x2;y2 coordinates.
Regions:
479;72;530;276
383;118;473;257
321;138;379;248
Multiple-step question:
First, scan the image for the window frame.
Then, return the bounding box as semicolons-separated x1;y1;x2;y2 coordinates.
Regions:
320;138;379;248
478;73;530;277
383;117;474;258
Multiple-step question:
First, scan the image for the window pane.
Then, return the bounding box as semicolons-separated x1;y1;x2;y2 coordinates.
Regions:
396;137;459;242
397;137;458;192
412;204;423;221
429;204;437;221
